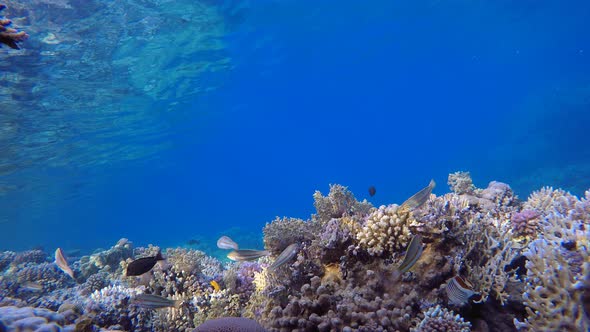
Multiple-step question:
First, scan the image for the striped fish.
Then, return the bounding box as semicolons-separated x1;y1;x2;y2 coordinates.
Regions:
397;234;424;273
446;275;476;306
400;179;435;210
132;294;181;309
54;248;75;279
269;243;299;272
217;236;239;250
227;249;269;262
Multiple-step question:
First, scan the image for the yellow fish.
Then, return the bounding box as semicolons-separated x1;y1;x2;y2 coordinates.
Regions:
210;280;221;292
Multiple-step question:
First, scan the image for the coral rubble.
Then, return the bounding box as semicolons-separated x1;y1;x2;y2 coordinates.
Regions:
0;173;588;331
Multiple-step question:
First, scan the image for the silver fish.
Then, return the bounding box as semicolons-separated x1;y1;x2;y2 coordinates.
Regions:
400;179;435;210
227;249;269;262
397;234;423;273
21;281;43;292
132;294;181;309
54;248;74;279
269;243;299;272
217;236;239;250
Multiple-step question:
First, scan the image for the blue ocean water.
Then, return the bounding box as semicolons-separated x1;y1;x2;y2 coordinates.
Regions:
0;0;589;253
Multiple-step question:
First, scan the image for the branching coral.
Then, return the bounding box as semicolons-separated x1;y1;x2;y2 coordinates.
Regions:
356;204;415;256
514;190;590;331
313;184;373;224
0;4;28;49
460;213;520;305
412;305;471;332
263;217;318;255
164;248;222;277
447;171;475;195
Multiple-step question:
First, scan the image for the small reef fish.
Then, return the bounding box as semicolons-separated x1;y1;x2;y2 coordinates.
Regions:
20;281;43;292
397;234;424;273
210;280;221;292
368;186;376;197
227;249;269;262
187;239;200;246
126;251;165;276
446;275;476;306
217;236;239;250
54;248;75;279
269;243;300;272
131;293;181;309
400;179;435;210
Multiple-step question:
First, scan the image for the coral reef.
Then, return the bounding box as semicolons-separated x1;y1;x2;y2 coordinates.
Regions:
78;238;133;279
0;173;587;332
263;217;318;255
412;305;471;332
0;251;15;272
312;184;374;225
194;317;267;332
448;171;475;195
356;204;415;256
0;4;28;49
514;189;590;331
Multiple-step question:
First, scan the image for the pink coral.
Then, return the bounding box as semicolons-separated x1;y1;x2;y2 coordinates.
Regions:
511;209;540;237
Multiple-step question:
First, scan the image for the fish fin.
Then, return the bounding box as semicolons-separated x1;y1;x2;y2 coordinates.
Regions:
174;299;182;309
156;250;165;261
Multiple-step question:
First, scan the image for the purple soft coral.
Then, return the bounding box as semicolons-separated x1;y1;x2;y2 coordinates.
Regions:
511;209;540;237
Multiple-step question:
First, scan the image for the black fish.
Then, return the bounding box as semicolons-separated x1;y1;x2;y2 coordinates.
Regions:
187;239;199;246
368;186;376;197
126;251;165;276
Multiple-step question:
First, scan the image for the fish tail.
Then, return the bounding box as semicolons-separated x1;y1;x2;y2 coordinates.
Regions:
156;250;165;261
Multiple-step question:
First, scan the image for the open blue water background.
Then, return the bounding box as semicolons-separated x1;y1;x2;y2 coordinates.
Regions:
0;0;589;254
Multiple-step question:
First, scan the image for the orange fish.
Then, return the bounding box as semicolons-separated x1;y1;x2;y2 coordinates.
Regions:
210;280;221;292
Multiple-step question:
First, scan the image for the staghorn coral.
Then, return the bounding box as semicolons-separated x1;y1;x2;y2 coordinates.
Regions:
356;204;415;256
263;217;318;255
0;4;28;49
514;190;590;331
313;184;374;225
460;213;520;305
447;171;475;195
412;305;471;332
